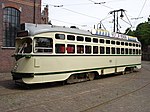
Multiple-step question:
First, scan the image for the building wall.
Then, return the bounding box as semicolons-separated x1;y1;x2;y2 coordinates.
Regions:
0;0;43;72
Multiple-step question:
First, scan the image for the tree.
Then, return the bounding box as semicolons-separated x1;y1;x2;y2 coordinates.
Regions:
125;20;150;52
135;22;150;47
125;28;135;36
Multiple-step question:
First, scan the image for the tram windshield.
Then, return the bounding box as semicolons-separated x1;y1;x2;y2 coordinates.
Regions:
16;38;32;54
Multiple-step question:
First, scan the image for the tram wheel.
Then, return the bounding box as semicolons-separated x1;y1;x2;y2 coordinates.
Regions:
87;72;95;81
121;70;126;75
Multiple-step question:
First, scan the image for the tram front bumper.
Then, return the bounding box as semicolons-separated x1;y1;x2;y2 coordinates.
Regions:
11;72;34;80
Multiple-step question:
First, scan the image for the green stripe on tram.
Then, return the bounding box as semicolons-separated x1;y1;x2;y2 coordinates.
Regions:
34;63;141;76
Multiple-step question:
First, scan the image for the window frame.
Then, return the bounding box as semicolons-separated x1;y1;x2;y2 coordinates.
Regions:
3;7;20;47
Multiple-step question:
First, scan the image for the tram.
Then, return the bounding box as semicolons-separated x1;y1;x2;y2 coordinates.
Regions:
11;23;141;84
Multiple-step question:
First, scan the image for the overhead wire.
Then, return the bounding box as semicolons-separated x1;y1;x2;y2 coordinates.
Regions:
137;0;148;18
62;7;101;20
51;18;92;28
42;1;115;30
132;0;148;29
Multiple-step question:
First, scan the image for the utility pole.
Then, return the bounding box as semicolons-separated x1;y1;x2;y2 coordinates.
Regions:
109;9;125;32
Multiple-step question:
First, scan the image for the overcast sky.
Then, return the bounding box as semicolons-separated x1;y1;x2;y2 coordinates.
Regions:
42;0;150;33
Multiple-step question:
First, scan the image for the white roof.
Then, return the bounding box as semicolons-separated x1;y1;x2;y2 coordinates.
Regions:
23;23;92;36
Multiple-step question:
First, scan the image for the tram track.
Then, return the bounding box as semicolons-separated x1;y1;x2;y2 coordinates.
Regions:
81;81;150;112
1;63;150;112
80;65;150;112
6;71;150;112
6;80;150;112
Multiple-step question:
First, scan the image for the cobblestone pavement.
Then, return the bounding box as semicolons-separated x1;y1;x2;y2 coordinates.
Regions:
0;61;150;112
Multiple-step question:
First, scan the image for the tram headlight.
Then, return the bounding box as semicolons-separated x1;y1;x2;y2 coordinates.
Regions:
13;63;18;71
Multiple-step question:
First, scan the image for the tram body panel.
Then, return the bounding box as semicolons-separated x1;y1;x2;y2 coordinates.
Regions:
14;55;141;84
15;57;34;73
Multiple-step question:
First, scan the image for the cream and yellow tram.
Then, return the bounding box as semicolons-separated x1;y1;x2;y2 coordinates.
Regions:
11;23;141;84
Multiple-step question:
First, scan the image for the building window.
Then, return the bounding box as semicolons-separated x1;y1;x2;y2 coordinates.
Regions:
3;7;20;47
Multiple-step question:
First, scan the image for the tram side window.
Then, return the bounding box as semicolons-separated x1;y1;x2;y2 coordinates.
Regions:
116;41;120;45
106;47;110;54
133;49;135;54
77;45;84;54
93;46;98;54
129;43;132;46
93;38;98;43
100;39;104;43
85;46;91;54
139;50;141;54
67;44;75;54
111;47;115;54
125;42;128;46
55;44;65;54
85;37;91;42
111;41;115;45
136;49;139;54
129;49;132;54
77;36;84;41
121;42;124;45
34;37;53;53
121;48;124;54
67;35;75;41
139;44;141;47
125;48;128;54
100;46;105;54
55;34;65;40
106;40;110;44
116;48;120;54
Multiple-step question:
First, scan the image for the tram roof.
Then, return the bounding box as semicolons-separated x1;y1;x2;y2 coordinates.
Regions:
21;23;92;36
19;23;139;43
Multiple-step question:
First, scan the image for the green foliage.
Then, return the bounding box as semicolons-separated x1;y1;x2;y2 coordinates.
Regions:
135;22;150;46
125;22;150;47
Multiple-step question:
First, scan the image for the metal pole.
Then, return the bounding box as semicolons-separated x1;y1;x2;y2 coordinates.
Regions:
117;12;119;32
113;11;116;32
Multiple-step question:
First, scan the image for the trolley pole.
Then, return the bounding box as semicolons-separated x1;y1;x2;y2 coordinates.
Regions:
109;9;125;32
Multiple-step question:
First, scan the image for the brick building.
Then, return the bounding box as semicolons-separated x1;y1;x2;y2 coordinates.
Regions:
0;0;48;72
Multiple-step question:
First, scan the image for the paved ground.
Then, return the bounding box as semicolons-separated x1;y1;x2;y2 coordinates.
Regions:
0;61;150;112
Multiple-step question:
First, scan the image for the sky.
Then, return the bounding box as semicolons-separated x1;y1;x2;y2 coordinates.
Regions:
42;0;150;33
